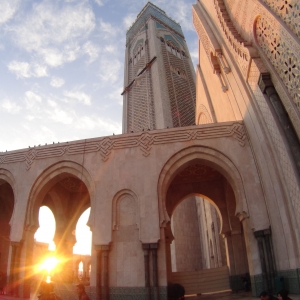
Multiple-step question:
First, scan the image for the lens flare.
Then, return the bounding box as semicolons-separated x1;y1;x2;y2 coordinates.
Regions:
40;257;59;273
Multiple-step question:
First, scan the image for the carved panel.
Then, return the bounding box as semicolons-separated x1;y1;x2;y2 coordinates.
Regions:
118;195;136;227
172;164;222;184
261;0;300;39
256;15;300;108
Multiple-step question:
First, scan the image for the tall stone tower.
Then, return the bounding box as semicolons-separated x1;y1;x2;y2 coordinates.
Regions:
122;2;196;133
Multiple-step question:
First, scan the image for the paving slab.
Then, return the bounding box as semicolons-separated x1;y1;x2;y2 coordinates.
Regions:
1;292;300;300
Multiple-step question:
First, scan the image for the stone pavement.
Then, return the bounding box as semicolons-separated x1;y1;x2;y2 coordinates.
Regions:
1;292;300;300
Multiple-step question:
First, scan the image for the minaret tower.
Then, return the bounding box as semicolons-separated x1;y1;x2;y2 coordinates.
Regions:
122;2;196;133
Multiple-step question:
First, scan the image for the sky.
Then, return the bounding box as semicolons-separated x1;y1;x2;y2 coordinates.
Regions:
0;0;198;152
35;206;92;255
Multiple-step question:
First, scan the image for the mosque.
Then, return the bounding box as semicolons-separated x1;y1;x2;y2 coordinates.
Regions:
0;1;300;300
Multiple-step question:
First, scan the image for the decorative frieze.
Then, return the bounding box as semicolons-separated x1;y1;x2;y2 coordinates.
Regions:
213;0;259;79
0;122;247;170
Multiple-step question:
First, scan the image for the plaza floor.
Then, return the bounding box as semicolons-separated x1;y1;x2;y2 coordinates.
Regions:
1;291;300;300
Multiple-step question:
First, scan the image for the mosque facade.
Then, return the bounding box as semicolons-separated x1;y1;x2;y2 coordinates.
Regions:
0;1;300;300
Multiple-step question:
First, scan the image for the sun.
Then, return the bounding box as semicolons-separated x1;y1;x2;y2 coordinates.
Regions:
39;257;59;273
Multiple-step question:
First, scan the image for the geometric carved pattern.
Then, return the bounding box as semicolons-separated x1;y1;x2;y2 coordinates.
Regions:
59;177;88;193
172;164;222;184
0;122;247;170
261;0;300;39
161;41;196;128
256;16;300;108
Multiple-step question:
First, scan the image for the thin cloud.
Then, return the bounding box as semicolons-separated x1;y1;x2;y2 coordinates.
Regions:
0;0;20;25
99;19;118;38
63;90;92;105
0;99;21;114
7;60;48;78
75;115;121;133
50;77;65;88
99;57;122;84
94;0;104;6
24;91;42;109
123;13;136;29
48;107;75;124
8;1;96;68
82;41;100;62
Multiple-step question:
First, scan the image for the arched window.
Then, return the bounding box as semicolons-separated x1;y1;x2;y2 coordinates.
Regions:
166;41;182;59
133;44;144;65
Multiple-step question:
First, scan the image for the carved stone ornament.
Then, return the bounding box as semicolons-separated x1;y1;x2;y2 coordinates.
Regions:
0;122;247;170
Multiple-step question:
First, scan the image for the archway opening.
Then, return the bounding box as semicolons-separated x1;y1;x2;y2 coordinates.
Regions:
34;206;56;250
29;173;91;286
0;180;14;277
170;195;226;272
73;208;92;256
165;162;249;294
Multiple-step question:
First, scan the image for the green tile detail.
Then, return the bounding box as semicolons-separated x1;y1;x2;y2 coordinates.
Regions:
126;5;183;43
277;269;300;294
251;269;300;297
156;22;166;29
164;35;180;49
251;274;265;297
110;286;167;300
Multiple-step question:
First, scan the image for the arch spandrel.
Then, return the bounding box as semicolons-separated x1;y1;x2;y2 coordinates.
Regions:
157;145;269;232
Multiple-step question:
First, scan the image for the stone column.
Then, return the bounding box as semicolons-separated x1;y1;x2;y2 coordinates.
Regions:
95;244;110;300
101;245;110;300
21;227;36;299
8;241;22;297
54;230;76;283
258;73;300;175
95;246;102;300
142;244;151;300
254;228;276;293
150;243;159;300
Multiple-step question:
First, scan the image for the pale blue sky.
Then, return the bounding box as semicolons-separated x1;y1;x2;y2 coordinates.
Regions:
0;0;198;152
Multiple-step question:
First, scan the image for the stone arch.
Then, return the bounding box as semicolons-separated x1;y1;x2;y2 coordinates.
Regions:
0;168;16;192
197;104;212;125
169;192;224;234
112;189;140;231
25;160;96;232
0;168;16;227
157;145;249;227
0;169;16;275
160;146;257;279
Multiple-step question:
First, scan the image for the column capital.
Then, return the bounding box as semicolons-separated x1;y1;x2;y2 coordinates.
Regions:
10;241;22;247
254;227;271;238
94;244;110;252
142;242;158;250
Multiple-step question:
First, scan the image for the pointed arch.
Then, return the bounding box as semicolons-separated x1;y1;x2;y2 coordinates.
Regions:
24;160;96;232
157;146;250;227
112;189;140;232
